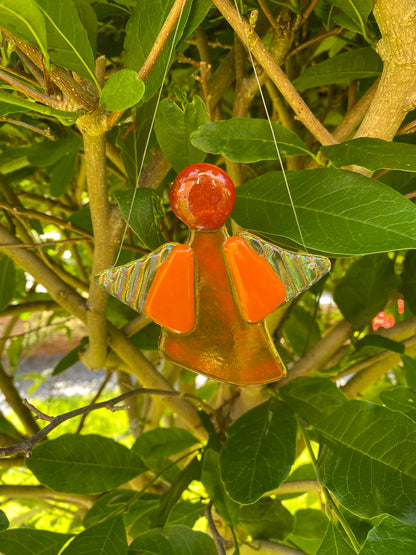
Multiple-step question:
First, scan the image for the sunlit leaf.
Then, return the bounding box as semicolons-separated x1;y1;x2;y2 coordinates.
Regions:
0;529;72;555
101;70;145;111
359;515;416;554
316;522;355;555
62;516;127;555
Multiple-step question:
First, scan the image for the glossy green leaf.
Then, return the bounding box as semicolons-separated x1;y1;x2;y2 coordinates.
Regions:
289;509;329;554
117;97;158;189
34;0;97;85
402;355;416;390
0;529;72;555
220;398;297;504
323;138;416;172
402;250;416;313
191;118;313;162
315;400;416;521
0;509;9;532
155;96;210;172
0;255;16;311
330;0;373;37
49;143;79;197
355;334;405;355
128;526;217;555
150;457;201;528
101;70;145;111
233;168;416;256
359;515;416;554
115;188;165;250
280;377;347;426
293;48;381;90
129;323;161;351
316;522;355;555
182;0;212;39
239;497;294;540
74;0;98;54
380;387;416;422
334;255;402;328
132;427;199;463
52;337;88;376
0;0;49;62
201;448;239;526
283;305;321;356
26;434;148;494
62;516;127;555
124;0;193;101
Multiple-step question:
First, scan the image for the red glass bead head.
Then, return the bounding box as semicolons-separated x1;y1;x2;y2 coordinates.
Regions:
170;163;236;231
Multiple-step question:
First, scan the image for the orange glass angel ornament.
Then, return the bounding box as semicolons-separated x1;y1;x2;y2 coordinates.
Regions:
96;163;330;386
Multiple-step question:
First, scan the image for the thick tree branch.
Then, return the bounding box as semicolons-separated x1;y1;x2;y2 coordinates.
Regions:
211;0;337;145
355;0;416;140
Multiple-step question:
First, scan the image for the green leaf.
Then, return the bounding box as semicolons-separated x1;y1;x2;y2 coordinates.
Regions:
49;143;79;197
0;509;9;532
355;334;405;355
293;48;381;90
166;501;205;529
283;305;321;356
0;0;49;62
315;400;416;522
128;526;217;555
124;0;193;101
402;355;416;390
0;255;16;311
233;168;416;256
150;457;201;528
201;448;239;526
74;0;98;55
0;529;72;555
129;322;161;351
380;387;416;422
115;188;165;250
316;522;355;555
359;515;416;554
155;96;210;172
34;0;97;85
84;490;137;528
280;377;347;426
402;250;416;314
334;255;402;328
62;516;127;555
182;0;212;39
220;398;297;504
322;138;416;172
101;70;145;111
132;427;199;464
191;118;313;162
239;497;294;540
329;0;373;38
26;434;148;494
52;337;88;376
289;509;329;554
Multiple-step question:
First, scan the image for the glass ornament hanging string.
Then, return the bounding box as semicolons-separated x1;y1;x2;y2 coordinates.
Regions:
113;0;188;266
232;0;308;254
114;0;308;265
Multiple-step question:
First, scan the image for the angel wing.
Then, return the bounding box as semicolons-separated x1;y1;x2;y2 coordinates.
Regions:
95;243;195;333
225;231;331;322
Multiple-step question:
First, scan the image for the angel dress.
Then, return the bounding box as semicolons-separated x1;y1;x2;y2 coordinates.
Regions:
96;163;330;386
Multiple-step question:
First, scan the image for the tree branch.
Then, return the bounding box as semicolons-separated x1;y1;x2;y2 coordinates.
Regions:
211;0;337;145
0;485;95;508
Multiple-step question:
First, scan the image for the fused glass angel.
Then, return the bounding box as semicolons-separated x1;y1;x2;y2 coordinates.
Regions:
96;164;330;386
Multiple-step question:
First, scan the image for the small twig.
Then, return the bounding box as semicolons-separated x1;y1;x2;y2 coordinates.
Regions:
0;237;93;249
23;400;55;422
0;387;213;458
0;117;56;140
287;28;344;59
258;0;280;32
205;500;228;555
300;0;321;26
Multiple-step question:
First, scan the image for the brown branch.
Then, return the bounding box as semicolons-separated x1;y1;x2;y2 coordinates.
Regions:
0;301;60;317
287;28;344;59
0;387;208;457
107;0;189;129
211;0;337;145
0;117;56;140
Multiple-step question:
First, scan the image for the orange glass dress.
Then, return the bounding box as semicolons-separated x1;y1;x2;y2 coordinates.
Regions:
96;163;331;386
